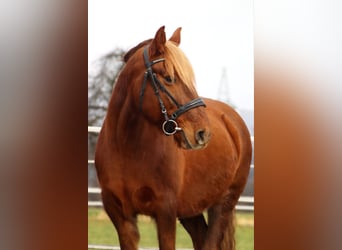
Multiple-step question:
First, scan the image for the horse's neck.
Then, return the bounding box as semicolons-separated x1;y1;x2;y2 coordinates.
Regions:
105;87;175;157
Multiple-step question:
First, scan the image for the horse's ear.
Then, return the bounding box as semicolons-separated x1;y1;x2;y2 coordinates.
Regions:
169;27;182;46
150;26;166;56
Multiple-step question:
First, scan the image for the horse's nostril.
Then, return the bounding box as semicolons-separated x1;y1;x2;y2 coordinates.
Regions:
198;130;205;140
196;129;208;145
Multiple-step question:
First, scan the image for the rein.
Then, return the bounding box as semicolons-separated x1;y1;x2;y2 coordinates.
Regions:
139;46;206;136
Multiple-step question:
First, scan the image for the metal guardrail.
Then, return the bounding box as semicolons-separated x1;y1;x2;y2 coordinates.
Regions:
88;245;192;250
88;126;101;133
88;187;254;211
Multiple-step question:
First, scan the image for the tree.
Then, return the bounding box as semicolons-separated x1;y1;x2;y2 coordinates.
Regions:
88;48;125;126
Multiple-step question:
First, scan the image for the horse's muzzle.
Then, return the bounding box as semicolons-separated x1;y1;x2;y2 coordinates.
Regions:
177;128;211;150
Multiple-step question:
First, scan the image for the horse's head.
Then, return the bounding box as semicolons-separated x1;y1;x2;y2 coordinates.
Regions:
123;26;211;149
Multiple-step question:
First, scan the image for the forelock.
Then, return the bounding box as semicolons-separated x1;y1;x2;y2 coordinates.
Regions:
164;41;196;94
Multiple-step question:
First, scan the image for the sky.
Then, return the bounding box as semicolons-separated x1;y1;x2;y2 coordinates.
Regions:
88;0;254;110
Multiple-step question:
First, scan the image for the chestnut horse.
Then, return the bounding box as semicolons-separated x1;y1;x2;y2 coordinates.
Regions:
95;26;252;250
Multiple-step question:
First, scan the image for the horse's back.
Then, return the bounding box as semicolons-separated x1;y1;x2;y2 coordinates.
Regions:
178;98;252;216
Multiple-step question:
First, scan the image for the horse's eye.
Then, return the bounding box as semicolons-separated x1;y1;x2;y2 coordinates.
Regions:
164;75;174;84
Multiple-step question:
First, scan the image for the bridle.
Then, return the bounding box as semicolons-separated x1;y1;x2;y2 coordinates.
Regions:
139;46;206;136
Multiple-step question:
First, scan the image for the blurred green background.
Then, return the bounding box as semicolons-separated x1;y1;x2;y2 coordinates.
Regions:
88;208;254;250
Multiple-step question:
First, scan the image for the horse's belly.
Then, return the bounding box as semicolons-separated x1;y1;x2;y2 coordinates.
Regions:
176;166;235;217
176;143;238;217
176;183;229;217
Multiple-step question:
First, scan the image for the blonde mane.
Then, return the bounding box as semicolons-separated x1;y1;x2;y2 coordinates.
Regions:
164;41;196;94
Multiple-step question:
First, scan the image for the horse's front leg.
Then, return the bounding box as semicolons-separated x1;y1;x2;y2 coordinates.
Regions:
101;189;139;250
154;195;177;250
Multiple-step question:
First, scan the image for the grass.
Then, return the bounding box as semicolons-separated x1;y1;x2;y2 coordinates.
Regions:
88;208;254;250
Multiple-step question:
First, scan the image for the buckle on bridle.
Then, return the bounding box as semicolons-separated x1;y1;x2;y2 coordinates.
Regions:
162;120;182;136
